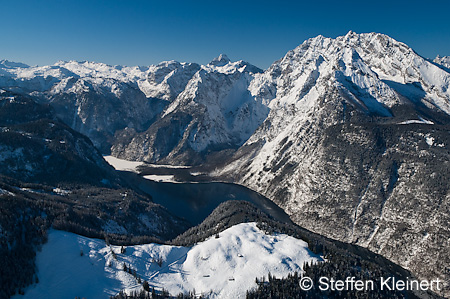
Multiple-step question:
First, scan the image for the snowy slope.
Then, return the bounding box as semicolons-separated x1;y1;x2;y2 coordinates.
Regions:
17;223;321;299
0;60;150;98
218;31;450;199
0;60;146;86
162;56;268;151
104;155;187;182
138;60;201;100
248;31;450;116
0;59;30;69
0;59;201;152
225;32;450;189
111;55;268;164
4;34;448;164
340;32;450;113
215;32;450;296
0;59;200;102
104;155;145;172
0;56;268;163
434;55;450;69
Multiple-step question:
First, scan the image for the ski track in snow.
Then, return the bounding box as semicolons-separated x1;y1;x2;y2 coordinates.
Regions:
15;223;322;299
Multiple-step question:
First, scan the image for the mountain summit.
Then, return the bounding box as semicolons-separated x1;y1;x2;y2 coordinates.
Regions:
434;55;450;69
217;32;450;292
209;54;231;66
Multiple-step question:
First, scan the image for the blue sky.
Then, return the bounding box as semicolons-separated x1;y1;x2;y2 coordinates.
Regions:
2;0;450;69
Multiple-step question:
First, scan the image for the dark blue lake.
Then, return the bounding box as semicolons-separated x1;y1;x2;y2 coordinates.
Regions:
131;176;292;226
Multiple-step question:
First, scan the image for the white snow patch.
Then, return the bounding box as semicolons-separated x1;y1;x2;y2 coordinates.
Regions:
398;120;434;125
143;174;177;183
425;135;435;146
0;188;15;196
104;155;144;172
18;187;39;193
52;188;71;196
190;171;204;176
17;223;321;299
398;117;434;125
145;164;191;169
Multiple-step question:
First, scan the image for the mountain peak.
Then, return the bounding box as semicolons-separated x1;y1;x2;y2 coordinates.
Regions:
345;30;356;37
0;59;30;69
434;55;450;69
209;54;231;66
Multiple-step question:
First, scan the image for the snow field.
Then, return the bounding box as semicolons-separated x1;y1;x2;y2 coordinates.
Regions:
104;155;187;182
16;223;322;299
104;155;144;172
143;174;177;183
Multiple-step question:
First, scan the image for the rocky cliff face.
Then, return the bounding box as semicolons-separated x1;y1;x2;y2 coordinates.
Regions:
215;32;450;292
0;90;118;186
111;55;267;164
0;61;157;152
0;57;265;161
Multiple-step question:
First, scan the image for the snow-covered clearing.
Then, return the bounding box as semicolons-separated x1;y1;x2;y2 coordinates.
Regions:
144;164;190;169
104;155;144;172
17;223;321;299
143;174;177;183
104;155;190;173
105;155;190;182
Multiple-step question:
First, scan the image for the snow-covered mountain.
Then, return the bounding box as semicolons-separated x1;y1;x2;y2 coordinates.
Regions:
139;60;201;100
1;31;450;296
0;56;265;160
0;59;30;69
215;31;450;292
0;60;155;152
434;55;450;69
15;223;321;299
111;55;267;164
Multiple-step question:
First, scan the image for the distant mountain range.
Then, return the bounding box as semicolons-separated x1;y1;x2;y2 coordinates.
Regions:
1;31;449;297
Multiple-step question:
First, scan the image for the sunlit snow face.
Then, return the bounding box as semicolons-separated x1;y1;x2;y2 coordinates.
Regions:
19;223;321;299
